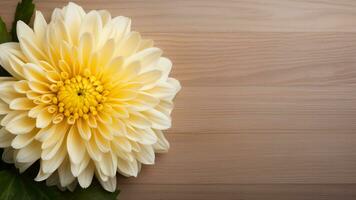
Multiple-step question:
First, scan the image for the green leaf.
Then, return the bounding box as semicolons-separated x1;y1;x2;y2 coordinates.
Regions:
60;180;120;200
0;170;61;200
0;17;11;44
0;152;120;200
10;0;35;42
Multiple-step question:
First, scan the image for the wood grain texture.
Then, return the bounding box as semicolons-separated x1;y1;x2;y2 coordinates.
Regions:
3;0;356;32
1;0;356;199
118;184;356;200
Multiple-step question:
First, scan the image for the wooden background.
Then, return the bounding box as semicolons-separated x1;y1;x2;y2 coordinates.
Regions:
1;0;356;199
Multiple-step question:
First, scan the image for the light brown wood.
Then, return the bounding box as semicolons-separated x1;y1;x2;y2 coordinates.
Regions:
117;133;356;184
1;0;356;199
3;0;356;32
118;184;356;200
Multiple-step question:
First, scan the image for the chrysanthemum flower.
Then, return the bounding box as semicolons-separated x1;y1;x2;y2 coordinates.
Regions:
0;2;180;192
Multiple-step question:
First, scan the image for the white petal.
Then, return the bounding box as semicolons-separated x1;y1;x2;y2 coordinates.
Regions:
41;122;68;149
152;129;170;153
35;167;52;182
71;153;90;177
17;21;46;63
111;16;131;42
93;129;110;153
156;57;172;82
14;80;30;93
117;158;138;177
97;175;117;192
22;63;48;83
128;92;159;111
64;2;85;44
142;108;171;130
125;47;162;72
41;123;68;160
28;81;50;94
16;141;41;163
0;127;14;147
126;126;157;145
116;31;141;57
135;144;155;165
67;125;86;164
1;111;21;126
6;112;36;134
112;137;131;152
85;136;102;161
42;143;66;173
78;32;94;68
11;129;37;149
0;102;10;115
34;11;47;42
128;112;151;129
1;148;14;164
0;43;26;79
28;104;46;118
135;70;162;90
0;81;22;104
36;109;53;128
9;97;35;110
78;162;94;188
99;152;117;177
58;159;75;187
97;122;113;141
77;119;91;140
79;10;102;45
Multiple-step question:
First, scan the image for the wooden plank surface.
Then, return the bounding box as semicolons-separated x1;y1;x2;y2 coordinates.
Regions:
1;0;356;199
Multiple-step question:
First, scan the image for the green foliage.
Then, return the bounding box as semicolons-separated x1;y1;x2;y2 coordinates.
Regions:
0;17;11;43
11;0;35;41
0;169;119;200
0;170;61;200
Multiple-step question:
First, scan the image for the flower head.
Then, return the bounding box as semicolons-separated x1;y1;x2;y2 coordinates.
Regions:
0;2;180;191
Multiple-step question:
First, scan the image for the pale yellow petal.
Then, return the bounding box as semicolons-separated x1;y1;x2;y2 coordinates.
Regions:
116;31;141;57
58;159;75;187
125;47;162;72
97;175;116;192
126;126;157;145
67;125;86;164
127;112;151;129
71;153;90;176
78;162;94;188
142;108;171;130
9;97;35;110
85;136;102;161
34;11;48;43
0;127;15;147
134;144;155;165
112;136;131;152
99;152;117;177
36;109;54;128
0;81;22;104
17;21;47;63
22;63;48;83
16;141;41;163
0;43;27;79
6;112;36;134
77;119;91;140
152;129;170;153
117;158;138;177
42;143;66;173
14;80;30;93
94;129;110;153
11;129;37;149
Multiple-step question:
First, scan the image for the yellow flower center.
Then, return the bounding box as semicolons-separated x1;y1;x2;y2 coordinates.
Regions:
50;72;109;123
